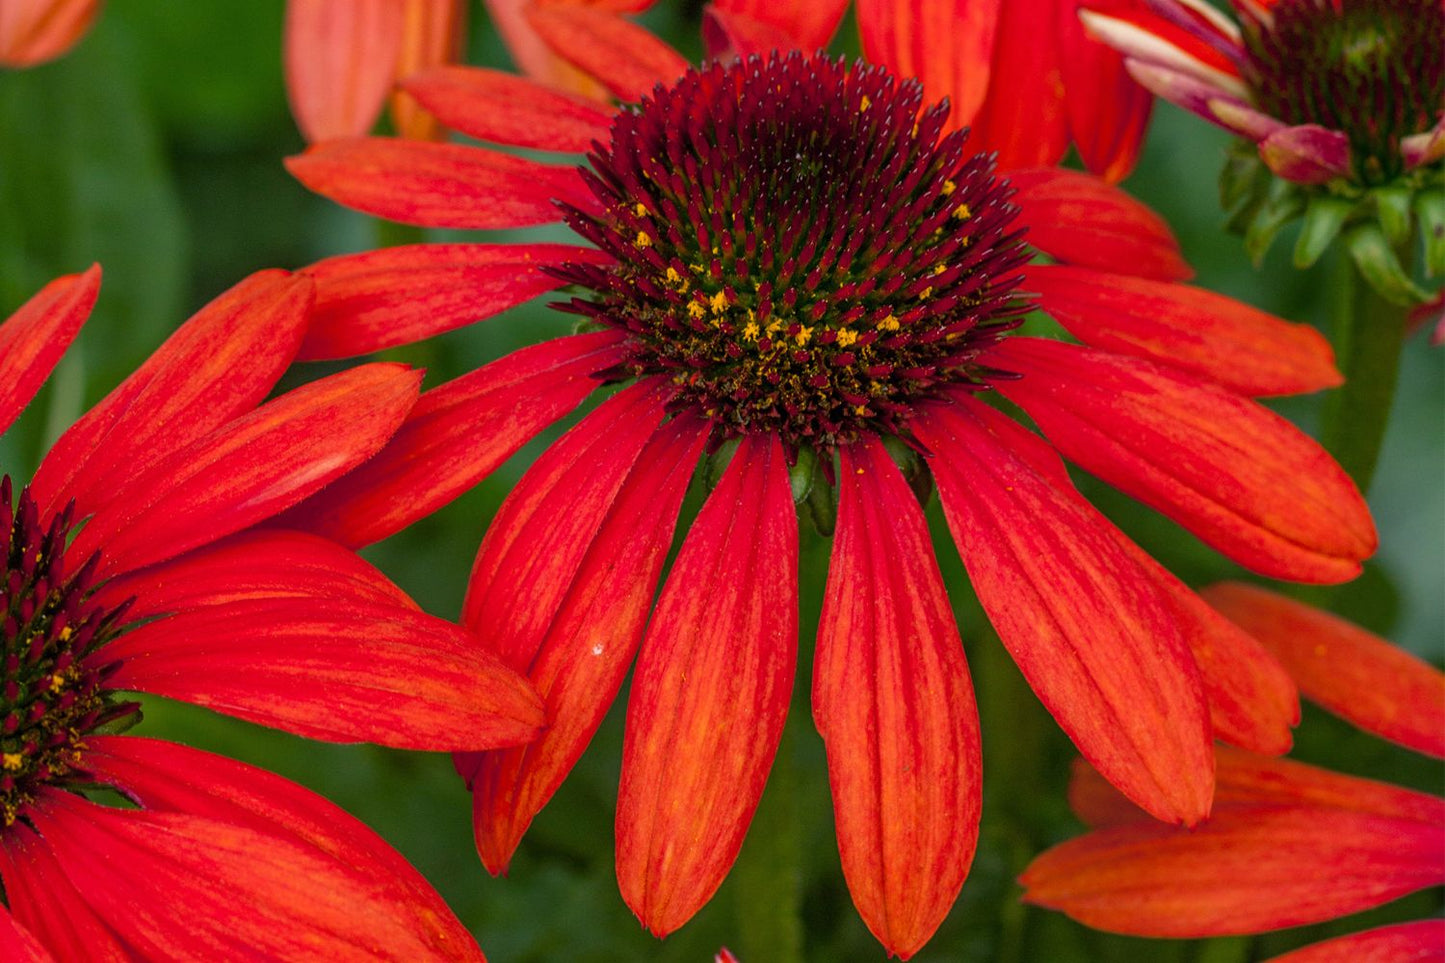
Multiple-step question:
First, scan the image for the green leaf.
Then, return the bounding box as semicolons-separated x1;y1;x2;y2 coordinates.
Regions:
1345;224;1429;306
1371;185;1413;248
1293;195;1355;268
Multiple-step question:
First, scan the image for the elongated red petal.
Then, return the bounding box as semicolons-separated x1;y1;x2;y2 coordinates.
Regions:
299;243;612;359
0;910;48;963
28;793;486;961
402;65;615;152
914;394;1213;825
617;433;797;937
483;0;651;100
72;363;420;578
1008;168;1193;281
84;736;484;962
0;265;98;435
968;0;1069;169
467;415;707;873
712;0;846;50
102;595;543;750
1267;920;1445;963
812;437;982;960
1060;0;1153;182
287;138;591;229
1202;582;1445;757
703;5;819;59
0;0;98;68
387;0;468;142
1027;264;1341;396
1020;806;1445;936
525;7;688;102
281;333;627;548
284;0;404;142
991;338;1376;583
858;0;1002;132
31;270;312;521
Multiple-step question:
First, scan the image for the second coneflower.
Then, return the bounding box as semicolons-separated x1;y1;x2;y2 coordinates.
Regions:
285;18;1374;958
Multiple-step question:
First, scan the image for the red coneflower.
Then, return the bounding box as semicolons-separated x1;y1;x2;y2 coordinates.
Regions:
0;266;545;958
284;14;1374;956
1021;586;1445;960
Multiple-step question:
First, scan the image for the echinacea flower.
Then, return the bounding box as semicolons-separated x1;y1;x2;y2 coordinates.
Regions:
0;266;546;958
283;12;1376;956
0;0;98;68
1021;587;1445;959
286;0;467;142
1081;0;1445;290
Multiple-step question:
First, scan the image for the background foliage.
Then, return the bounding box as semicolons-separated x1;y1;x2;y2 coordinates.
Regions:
1;3;1440;960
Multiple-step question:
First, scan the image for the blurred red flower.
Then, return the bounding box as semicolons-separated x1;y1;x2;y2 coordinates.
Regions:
0;0;99;67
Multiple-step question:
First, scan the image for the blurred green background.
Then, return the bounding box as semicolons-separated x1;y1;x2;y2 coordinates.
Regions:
1;3;1440;960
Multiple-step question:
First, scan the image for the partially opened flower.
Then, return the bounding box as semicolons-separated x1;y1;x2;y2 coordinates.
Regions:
0;267;545;958
1081;0;1445;289
0;0;99;67
284;12;1375;956
1021;592;1445;959
286;0;467;142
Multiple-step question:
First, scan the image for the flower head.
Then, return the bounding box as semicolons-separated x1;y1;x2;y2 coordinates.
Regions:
0;266;545;957
0;0;98;68
285;12;1376;957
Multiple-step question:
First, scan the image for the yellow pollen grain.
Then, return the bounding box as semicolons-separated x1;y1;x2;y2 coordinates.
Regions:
634;202;648;217
836;328;858;347
941;179;956;196
859;94;871;112
878;313;900;331
766;319;784;336
634;231;652;248
59;626;72;641
952;204;971;220
687;301;706;320
709;291;729;314
742;321;760;341
794;326;813;346
2;753;22;771
48;674;66;694
917;285;934;300
932;263;946;275
853;404;868;415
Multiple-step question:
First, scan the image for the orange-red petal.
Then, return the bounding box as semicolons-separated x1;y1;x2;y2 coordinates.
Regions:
284;0;405;143
1202;582;1445;757
401;65;615;152
1266;920;1445;963
711;0;845;51
0;264;98;436
388;0;468;141
0;910;48;963
525;6;688;102
1059;0;1153;182
0;0;99;68
813;437;982;960
0;816;128;961
967;0;1069;170
857;0;1001;130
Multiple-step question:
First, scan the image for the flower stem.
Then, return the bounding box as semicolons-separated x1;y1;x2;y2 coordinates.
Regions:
1319;253;1409;496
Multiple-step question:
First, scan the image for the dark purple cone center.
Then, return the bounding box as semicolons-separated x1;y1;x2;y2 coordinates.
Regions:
0;477;135;825
1241;0;1445;178
551;53;1030;451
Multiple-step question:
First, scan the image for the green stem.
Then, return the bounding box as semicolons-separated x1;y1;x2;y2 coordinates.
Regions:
1319;254;1408;496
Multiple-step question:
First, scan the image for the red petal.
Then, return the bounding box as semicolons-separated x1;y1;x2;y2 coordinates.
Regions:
101;594;544;750
991;338;1377;583
1266;920;1445;963
30;270;312;522
299;243;611;360
525;6;688;102
1008;168;1193;281
28;793;487;961
914;394;1214;825
467;413;708;873
286;137;591;229
0;265;98;436
1202;582;1445;757
0;0;99;68
402;65;615;152
616;434;798;936
0;910;49;963
284;0;404;142
84;736;484;962
701;6;801;60
710;0;846;51
812;437;982;959
968;0;1069;169
1027;264;1341;396
1060;0;1153;182
858;0;1002;131
483;0;651;100
71;362;420;579
1020;805;1445;936
386;0;468;142
280;333;627;548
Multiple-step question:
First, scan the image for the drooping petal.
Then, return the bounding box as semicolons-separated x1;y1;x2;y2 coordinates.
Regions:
990;338;1376;583
525;6;689;102
401;65;615;153
914;394;1213;825
1077;6;1245;86
1201;582;1445;758
299;243;612;360
84;736;484;962
812;437;982;960
284;0;405;143
467;413;708;874
72;363;420;579
968;0;1069;170
280;333;628;548
701;6;800;60
1007;168;1193;281
100;594;544;751
0;264;98;436
1266;920;1445;963
1259;124;1353;184
27;793;487;961
857;0;1002;131
0;909;50;963
1026;264;1340;395
0;0;99;68
1020;805;1445;937
1060;0;1153;182
31;270;312;521
286;138;593;230
616;433;797;937
1122;61;1270;136
712;0;846;51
